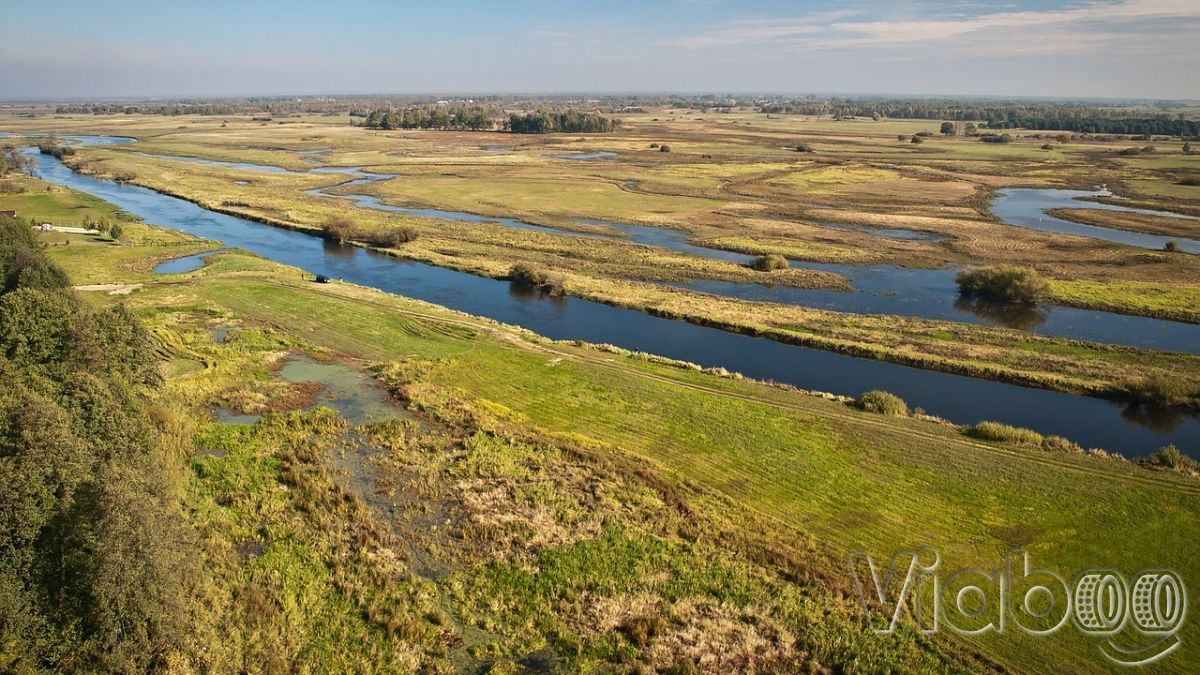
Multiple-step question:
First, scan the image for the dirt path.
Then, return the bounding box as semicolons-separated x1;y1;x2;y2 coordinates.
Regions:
73;283;143;294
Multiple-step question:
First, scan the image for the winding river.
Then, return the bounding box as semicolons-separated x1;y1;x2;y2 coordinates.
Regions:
120;146;1200;354
15;136;1200;456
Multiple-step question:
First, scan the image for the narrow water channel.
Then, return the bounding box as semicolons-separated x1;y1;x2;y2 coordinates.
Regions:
16;137;1199;456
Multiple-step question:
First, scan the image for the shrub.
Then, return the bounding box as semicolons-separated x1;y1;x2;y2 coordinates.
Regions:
910;136;923;144
749;253;788;271
36;139;76;159
1148;444;1198;472
369;225;419;247
897;135;907;142
793;143;814;152
1041;435;1083;453
508;263;565;296
1177;177;1200;187
0;181;25;194
1119;373;1196;408
856;390;908;416
649;143;659;148
658;145;671;153
1041;144;1054;150
955;265;1049;304
322;216;417;247
1164;240;1181;252
1141;145;1156;153
979;133;1012;144
967;421;1044;447
1119;147;1141;156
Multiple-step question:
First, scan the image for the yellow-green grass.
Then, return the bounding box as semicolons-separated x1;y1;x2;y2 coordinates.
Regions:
342;173;728;223
1126;178;1200;200
0;173;129;224
766;165;899;192
1050;278;1200;323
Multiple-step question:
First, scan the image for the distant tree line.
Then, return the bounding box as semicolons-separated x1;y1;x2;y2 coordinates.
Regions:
980;115;1199;136
505;111;619;133
758;99;1200;137
361;105;500;131
0;215;194;671
361;107;619;134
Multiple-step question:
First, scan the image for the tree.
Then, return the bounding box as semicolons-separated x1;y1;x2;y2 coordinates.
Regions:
1184;142;1192;154
108;222;125;242
940;122;956;136
911;135;923;144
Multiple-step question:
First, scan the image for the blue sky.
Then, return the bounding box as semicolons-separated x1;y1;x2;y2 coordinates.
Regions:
2;0;1196;99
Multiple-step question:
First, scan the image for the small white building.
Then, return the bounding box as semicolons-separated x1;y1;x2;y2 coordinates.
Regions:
39;223;53;232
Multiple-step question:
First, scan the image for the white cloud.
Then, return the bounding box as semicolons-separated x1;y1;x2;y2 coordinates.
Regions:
675;0;1200;55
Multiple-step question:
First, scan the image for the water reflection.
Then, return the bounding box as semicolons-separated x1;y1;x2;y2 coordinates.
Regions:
508;282;568;307
954;296;1048;330
1121;404;1187;434
322;238;359;257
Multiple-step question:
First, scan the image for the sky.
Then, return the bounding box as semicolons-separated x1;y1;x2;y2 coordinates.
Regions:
1;0;1197;100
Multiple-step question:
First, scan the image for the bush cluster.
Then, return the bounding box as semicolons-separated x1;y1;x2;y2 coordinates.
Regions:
1118;373;1197;408
508;263;565;296
322;216;419;247
955;265;1049;304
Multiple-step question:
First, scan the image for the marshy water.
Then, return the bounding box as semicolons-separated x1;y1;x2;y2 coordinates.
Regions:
19;135;1200;455
153;248;225;274
211;353;400;425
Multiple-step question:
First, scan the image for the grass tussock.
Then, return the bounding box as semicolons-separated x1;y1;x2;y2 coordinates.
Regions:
749;253;789;272
1149;444;1199;473
965;421;1045;447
